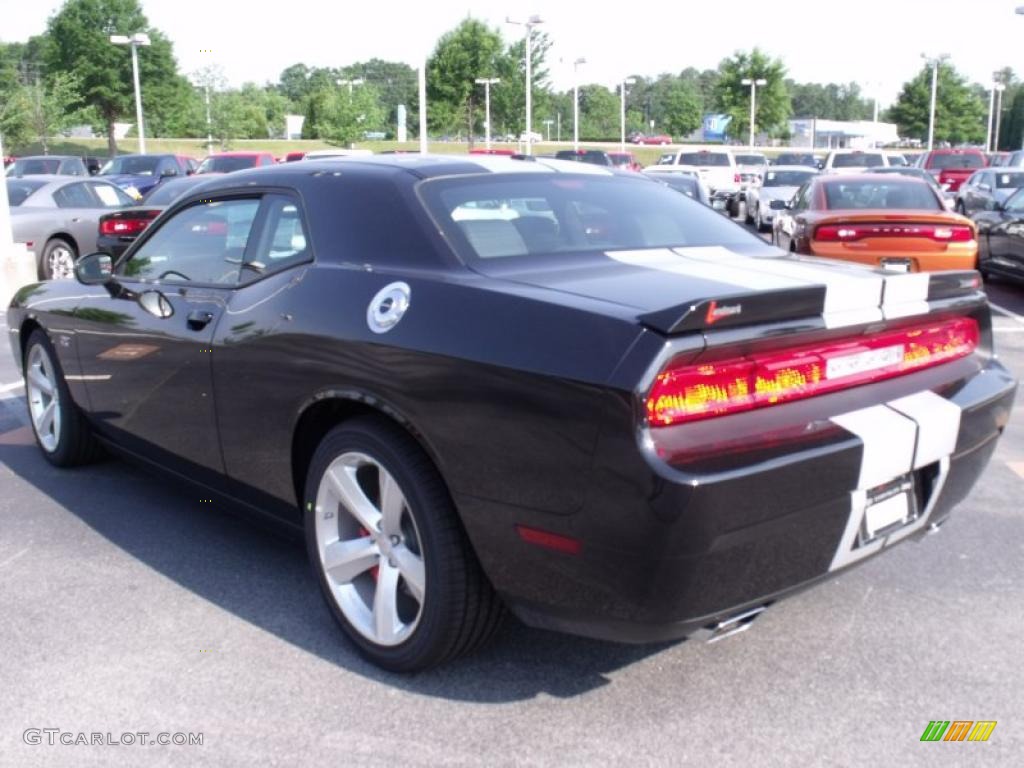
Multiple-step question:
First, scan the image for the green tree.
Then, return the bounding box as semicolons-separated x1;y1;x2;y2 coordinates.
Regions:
23;72;82;152
427;18;504;139
490;28;553;140
313;83;386;146
44;0;184;156
713;49;791;140
577;84;618;140
889;62;986;145
341;59;417;135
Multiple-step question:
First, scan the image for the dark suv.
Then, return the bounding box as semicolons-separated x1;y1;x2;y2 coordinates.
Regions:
554;149;613;166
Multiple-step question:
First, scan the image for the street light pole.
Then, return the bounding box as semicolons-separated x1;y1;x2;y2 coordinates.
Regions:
986;84;996;152
204;85;212;156
921;53;949;151
506;15;543;154
110;33;151;154
994;82;1006;152
573;57;585;151
740;77;767;148
474;77;500;149
619;77;636;152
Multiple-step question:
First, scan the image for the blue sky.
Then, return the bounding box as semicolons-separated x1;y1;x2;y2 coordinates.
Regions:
1;0;1021;107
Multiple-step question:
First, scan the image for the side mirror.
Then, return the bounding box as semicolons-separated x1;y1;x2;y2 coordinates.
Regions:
75;252;114;285
769;199;788;210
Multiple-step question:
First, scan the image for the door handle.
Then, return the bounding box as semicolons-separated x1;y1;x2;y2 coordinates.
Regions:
186;310;214;330
71;217;82;223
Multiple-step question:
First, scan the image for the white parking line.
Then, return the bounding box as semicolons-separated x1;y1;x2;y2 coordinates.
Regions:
0;381;24;393
990;302;1024;325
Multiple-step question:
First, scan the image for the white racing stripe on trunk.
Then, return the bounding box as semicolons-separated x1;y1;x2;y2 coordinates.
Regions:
881;272;930;320
887;390;961;469
605;249;805;291
831;404;918;490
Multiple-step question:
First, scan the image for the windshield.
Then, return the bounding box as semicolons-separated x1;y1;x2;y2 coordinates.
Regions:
929;153;985;170
774;154;816;166
823;180;940;210
5;179;48;205
419;175;758;262
735;154;766;166
7;158;62;175
831;153;885;168
763;170;815;187
678;153;730;167
197;156;256;173
100;156;162;176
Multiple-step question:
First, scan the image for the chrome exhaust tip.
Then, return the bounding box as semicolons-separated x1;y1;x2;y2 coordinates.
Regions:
699;605;767;644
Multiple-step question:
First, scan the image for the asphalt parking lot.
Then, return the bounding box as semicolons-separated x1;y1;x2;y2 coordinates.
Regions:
1;224;1022;766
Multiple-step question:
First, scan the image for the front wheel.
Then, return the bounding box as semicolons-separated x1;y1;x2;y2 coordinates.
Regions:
304;417;503;672
23;330;101;466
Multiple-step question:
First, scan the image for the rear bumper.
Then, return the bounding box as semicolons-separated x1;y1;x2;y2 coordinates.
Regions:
460;356;1016;643
809;242;977;272
95;235;134;260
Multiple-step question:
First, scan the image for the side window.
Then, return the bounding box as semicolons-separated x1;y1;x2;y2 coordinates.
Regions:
121;198;261;284
259;155;273;167
792;183;811;211
52;182;96;208
244;195;310;279
88;182;134;208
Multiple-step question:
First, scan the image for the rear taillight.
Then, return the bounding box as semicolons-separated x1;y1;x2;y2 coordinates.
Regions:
99;210;159;236
734;173;741;183
645;316;978;427
814;223;973;243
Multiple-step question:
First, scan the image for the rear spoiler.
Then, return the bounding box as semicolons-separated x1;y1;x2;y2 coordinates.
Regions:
639;285;826;334
639;271;983;335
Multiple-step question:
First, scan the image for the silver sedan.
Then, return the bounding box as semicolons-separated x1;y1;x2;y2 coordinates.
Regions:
744;166;818;231
7;176;135;280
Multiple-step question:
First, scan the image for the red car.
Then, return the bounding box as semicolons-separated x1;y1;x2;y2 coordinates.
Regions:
917;148;987;193
607;151;641;171
469;148;516;156
631;133;673;145
196;151;276;174
283;151;306;163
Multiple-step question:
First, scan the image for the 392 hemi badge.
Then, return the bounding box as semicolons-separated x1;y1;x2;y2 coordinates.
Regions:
704;300;742;325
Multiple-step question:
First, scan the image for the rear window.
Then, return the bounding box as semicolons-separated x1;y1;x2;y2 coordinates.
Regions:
774;154;816;166
5;179;47;206
554;151;612;166
831;153;885;168
7;158;61;175
735;154;766;166
763;170;815;187
823;180;940;211
100;156;161;176
995;172;1024;189
678;152;730;167
928;153;985;170
419;174;758;262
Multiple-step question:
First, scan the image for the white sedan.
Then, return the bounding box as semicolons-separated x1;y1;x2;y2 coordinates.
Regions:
744;166;819;231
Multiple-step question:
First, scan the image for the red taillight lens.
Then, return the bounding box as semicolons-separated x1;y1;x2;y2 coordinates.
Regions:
734;173;741;183
814;223;972;243
646;317;978;427
99;210;159;236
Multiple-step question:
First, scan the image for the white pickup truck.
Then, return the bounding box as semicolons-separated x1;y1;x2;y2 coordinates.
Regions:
651;148;739;211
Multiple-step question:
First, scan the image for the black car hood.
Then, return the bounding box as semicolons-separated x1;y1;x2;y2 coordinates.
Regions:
470;244;979;334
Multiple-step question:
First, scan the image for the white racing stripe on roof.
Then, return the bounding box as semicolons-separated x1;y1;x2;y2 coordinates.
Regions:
607;248;807;291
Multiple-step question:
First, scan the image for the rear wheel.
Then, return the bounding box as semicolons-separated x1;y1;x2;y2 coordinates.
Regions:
23;330;101;466
41;238;77;281
744;201;755;225
304;417;503;671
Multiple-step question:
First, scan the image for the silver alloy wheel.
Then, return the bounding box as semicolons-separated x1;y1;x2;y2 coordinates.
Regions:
26;344;61;453
47;243;75;280
314;451;426;646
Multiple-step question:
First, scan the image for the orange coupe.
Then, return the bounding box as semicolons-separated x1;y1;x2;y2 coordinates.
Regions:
771;174;977;272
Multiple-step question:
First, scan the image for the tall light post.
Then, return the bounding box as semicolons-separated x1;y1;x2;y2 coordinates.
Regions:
988;80;1006;152
572;57;586;151
921;53;949;151
337;77;364;96
740;77;767;148
506;14;543;154
474;77;500;149
619;77;636;152
110;33;151;154
993;73;1007;152
543;118;554;141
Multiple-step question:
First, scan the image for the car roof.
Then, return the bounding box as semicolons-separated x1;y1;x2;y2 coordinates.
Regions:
12;155;82;161
763;165;818;172
924;148;985;154
208;151;272;157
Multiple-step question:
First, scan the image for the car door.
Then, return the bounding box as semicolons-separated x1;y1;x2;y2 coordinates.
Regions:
50;181;110;251
73;195;263;479
775;183;809;250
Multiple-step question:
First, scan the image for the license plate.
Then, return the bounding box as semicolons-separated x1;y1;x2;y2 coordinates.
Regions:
862;475;915;540
825;344;904;380
881;258;910;273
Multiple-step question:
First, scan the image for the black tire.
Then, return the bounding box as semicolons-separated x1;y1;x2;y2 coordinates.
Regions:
40;238;78;281
955;201;965;215
304;417;503;672
744;202;755;225
23;329;102;467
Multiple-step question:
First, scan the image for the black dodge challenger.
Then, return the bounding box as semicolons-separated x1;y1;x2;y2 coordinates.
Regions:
7;155;1017;672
